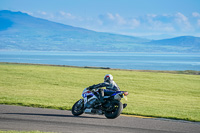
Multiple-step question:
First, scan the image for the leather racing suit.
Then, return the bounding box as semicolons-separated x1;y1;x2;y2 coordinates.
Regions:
87;80;120;102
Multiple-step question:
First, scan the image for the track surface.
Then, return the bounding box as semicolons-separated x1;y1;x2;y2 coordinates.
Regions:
0;105;199;133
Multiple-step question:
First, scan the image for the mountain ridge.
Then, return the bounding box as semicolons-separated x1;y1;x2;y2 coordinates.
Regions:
0;10;199;53
147;36;200;46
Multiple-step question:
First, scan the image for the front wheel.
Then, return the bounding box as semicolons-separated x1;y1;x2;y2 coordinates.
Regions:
72;99;84;116
105;100;123;119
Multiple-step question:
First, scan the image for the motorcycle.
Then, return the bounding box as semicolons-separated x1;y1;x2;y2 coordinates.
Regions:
71;88;129;119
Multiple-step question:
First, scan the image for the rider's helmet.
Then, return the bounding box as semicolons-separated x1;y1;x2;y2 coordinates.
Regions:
104;74;113;83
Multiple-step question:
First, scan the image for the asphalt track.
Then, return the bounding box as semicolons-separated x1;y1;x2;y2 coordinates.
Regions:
0;105;199;133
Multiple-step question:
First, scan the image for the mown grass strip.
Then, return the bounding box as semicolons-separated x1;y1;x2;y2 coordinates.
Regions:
0;131;54;133
0;63;199;122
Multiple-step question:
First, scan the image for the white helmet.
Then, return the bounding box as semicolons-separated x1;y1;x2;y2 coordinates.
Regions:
104;74;113;83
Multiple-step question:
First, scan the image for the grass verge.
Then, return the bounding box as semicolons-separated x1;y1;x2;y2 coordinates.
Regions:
0;62;199;122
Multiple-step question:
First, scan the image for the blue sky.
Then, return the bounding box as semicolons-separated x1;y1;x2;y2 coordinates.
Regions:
0;0;200;39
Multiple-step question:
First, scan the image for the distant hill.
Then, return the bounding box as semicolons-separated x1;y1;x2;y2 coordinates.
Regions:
0;10;200;53
144;36;200;53
147;36;200;46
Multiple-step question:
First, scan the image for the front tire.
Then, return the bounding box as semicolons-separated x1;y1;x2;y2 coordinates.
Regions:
105;100;123;119
72;99;84;116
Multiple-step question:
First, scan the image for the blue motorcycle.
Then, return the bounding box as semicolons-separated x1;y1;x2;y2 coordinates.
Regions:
72;88;128;119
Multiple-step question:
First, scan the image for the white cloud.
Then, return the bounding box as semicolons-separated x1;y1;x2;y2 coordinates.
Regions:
38;11;47;15
130;19;140;28
59;11;76;19
97;13;179;34
34;11;55;19
21;10;33;15
139;14;175;32
59;11;66;16
148;21;175;32
98;13;127;28
107;13;115;20
105;13;126;25
22;10;199;39
115;14;126;25
175;12;188;22
192;12;200;17
175;12;192;31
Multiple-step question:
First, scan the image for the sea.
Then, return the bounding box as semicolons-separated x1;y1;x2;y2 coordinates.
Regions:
0;51;200;71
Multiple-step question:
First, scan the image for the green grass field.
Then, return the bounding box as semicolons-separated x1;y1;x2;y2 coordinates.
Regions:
0;63;199;121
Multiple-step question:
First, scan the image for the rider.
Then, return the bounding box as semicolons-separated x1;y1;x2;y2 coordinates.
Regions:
87;74;120;103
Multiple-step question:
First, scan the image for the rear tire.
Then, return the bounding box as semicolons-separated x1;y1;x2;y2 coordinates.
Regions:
105;100;123;119
72;99;84;116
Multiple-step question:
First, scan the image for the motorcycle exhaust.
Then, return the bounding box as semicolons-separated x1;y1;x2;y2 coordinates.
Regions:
84;108;103;115
84;108;92;114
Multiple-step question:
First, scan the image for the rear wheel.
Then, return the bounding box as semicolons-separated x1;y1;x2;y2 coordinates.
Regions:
105;100;123;119
72;99;84;116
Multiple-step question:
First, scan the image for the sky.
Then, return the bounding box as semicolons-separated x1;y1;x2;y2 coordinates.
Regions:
0;0;200;39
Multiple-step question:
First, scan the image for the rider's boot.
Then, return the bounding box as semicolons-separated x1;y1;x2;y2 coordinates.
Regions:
123;103;127;109
99;89;105;104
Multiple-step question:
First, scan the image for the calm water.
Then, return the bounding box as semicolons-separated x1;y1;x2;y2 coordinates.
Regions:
0;51;200;71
